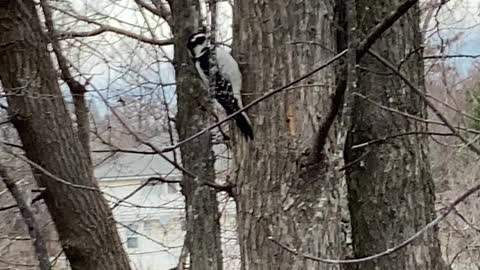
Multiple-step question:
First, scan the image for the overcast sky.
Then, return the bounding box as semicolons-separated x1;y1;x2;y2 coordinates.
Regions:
424;0;480;73
56;0;480;114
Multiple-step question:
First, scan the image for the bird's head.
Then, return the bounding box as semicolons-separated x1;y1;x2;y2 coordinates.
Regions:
187;31;208;58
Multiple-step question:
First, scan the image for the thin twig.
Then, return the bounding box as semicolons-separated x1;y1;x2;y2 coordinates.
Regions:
1;145;139;208
351;131;455;149
452;208;480;232
368;49;480;156
117;221;180;249
57;28;107;39
111;178;159;210
353;92;480;135
92;148;156;155
424;54;480;60
50;5;173;46
135;0;172;25
7;150;100;192
111;176;181;210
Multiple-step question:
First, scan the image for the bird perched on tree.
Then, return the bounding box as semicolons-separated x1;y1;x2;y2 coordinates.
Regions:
186;31;254;140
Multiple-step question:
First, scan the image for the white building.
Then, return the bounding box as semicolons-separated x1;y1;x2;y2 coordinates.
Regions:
94;143;239;270
95;150;185;270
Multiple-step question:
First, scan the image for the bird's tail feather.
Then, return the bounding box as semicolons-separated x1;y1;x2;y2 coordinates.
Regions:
234;112;254;140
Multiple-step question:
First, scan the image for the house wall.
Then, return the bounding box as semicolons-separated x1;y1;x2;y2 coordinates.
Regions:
100;176;240;270
101;178;185;270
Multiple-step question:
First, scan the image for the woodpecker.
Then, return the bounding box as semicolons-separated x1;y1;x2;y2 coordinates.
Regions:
186;31;254;140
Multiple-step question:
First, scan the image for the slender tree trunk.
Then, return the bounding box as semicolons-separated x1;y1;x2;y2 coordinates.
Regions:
233;1;344;269
0;165;51;270
170;1;223;269
343;1;444;269
0;1;131;269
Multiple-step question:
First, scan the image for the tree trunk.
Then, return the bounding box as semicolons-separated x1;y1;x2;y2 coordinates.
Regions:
170;1;223;269
0;1;131;269
343;1;444;269
0;165;51;270
233;1;344;269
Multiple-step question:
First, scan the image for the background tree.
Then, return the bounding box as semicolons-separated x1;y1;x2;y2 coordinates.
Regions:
343;0;445;269
2;0;480;269
0;1;131;269
169;0;224;269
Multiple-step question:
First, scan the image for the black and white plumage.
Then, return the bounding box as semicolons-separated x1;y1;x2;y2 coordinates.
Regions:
187;31;254;140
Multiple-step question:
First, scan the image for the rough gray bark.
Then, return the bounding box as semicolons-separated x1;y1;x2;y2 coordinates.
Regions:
40;0;92;163
343;1;444;269
0;1;131;269
233;1;344;269
170;1;223;269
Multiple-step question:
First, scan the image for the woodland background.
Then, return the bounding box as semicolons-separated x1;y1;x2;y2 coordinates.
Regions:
1;0;480;270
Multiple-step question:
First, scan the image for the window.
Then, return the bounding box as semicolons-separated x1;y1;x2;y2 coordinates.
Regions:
19;250;30;258
126;236;138;249
125;223;139;249
143;220;156;234
167;183;178;194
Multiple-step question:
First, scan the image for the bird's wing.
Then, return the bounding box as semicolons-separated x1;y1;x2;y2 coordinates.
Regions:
215;47;244;107
194;60;209;87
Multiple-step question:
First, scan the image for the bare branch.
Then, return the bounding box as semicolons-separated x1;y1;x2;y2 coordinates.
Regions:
351;131;455;150
56;28;107;39
91;84;198;178
135;0;172;25
111;176;180;210
368;49;480;156
452;208;480;232
0;257;36;268
50;5;173;46
0;141;23;149
152;0;172;24
7;149;101;192
424;54;480;60
92;148;156;155
117;221;180;249
148;176;181;184
353;92;480;135
1;146;165;212
356;0;418;59
78;74;230;194
315;0;420;157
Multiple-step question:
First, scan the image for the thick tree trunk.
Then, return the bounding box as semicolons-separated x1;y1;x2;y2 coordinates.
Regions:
343;1;444;269
40;0;92;164
0;1;131;270
233;1;344;270
170;1;223;269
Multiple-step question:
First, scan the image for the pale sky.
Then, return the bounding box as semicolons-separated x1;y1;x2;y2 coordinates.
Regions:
54;0;480;112
422;0;480;73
